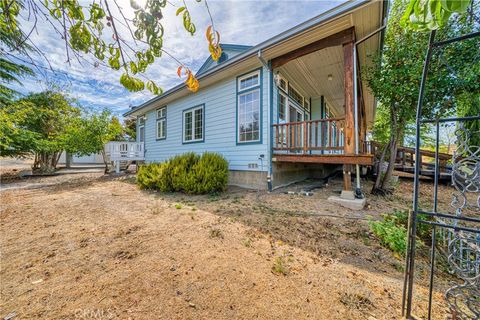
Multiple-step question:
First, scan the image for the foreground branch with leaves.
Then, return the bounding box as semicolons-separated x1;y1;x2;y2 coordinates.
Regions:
0;0;223;95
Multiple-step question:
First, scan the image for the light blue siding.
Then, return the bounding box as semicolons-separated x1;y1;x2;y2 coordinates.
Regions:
142;65;270;172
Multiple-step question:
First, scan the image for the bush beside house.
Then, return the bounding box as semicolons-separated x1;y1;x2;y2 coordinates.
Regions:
137;152;228;194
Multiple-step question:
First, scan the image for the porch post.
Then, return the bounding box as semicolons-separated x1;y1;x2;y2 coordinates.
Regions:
342;40;355;193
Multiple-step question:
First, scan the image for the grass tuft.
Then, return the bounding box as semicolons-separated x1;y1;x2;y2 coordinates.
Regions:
272;256;289;276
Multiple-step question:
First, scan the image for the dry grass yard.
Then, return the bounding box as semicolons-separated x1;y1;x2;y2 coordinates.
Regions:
1;170;454;319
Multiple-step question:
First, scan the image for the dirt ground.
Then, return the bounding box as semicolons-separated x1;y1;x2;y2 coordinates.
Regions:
0;169;455;319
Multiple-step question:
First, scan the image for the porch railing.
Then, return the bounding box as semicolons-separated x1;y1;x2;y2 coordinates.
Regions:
104;141;145;161
272;118;345;154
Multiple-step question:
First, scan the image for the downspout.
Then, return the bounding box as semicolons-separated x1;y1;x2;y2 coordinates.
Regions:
257;50;273;191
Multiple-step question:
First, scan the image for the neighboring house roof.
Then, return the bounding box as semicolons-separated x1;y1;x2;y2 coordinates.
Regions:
125;0;386;118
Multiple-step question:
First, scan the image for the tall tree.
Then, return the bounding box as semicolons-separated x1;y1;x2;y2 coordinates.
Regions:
123;118;137;141
1;91;80;173
364;0;480;194
0;58;33;104
65;109;123;172
0;0;33;104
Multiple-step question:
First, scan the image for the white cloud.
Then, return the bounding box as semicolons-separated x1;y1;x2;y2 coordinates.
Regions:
10;0;344;116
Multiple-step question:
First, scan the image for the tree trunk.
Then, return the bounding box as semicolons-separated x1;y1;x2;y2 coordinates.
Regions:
101;149;109;174
32;152;58;174
371;141;389;194
380;135;398;190
380;112;404;190
65;152;72;168
53;151;62;168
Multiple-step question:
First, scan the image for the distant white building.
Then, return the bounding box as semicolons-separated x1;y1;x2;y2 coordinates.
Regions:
57;152;104;165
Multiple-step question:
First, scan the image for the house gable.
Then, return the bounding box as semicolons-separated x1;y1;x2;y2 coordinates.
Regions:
196;44;252;76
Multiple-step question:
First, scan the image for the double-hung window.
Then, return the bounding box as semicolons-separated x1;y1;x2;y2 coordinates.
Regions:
278;91;287;122
183;105;204;143
237;69;261;143
156;106;167;140
138;116;145;142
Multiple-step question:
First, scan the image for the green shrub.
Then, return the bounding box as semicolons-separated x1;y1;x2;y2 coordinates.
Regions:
369;210;427;257
136;152;228;194
188;152;229;194
369;218;408;256
137;163;162;189
387;209;432;240
155;161;174;192
169;152;200;192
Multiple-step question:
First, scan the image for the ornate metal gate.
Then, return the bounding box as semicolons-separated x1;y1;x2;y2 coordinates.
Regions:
402;29;480;319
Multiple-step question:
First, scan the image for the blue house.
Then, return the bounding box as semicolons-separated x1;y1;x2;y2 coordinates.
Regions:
124;0;387;193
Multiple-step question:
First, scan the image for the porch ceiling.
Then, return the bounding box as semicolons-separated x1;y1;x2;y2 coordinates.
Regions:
278;46;345;116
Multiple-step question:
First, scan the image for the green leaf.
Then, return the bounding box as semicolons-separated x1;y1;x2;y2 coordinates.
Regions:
130;61;138;74
176;7;185;16
146;80;161;95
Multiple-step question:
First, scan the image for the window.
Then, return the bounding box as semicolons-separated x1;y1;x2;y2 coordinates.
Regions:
237;69;261;143
304;99;310;113
278;92;287;121
156;106;166;140
238;70;260;91
238;90;260;142
279;78;287;92
183;105;204;143
288;84;304;107
138;116;145;142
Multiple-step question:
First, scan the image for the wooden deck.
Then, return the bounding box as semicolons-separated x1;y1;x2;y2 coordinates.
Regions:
272;154;374;165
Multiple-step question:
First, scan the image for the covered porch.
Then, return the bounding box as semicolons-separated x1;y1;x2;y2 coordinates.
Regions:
269;24;380;192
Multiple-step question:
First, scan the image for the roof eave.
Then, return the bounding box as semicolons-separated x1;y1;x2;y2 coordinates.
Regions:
124;0;371;117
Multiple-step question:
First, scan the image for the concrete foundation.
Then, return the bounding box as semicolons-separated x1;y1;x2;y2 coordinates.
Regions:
229;170;268;190
327;196;366;210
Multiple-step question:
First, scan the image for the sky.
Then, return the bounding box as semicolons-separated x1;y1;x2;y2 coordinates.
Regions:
11;0;346;118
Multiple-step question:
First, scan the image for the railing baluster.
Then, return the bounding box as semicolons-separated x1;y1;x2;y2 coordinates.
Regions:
329;120;332;151
286;123;290;151
275;125;279;150
303;121;307;154
336;121;340;149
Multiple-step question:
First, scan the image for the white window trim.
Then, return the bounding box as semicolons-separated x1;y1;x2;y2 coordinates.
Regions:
278;90;288;122
156;118;166;140
237;70;260;92
138;116;145;142
237;88;261;143
277;73;288;93
156;107;167;140
182;105;204;143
